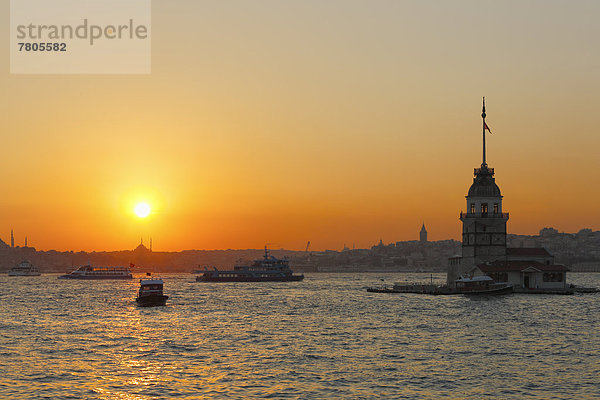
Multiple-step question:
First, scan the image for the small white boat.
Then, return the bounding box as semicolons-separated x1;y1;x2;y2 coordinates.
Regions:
136;277;168;307
59;265;133;279
455;275;513;295
8;260;41;276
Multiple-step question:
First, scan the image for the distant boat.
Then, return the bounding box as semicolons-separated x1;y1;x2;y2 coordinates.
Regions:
192;266;215;274
455;275;512;295
136;277;168;307
367;276;512;296
58;265;133;280
8;260;41;276
196;247;304;282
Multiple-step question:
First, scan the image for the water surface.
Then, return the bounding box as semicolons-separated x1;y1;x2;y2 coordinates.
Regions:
1;273;598;399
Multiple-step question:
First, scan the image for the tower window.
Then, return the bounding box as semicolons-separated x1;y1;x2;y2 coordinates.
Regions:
494;203;499;214
470;203;475;214
481;203;488;214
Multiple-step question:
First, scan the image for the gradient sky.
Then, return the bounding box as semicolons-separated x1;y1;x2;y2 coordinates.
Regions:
1;0;599;252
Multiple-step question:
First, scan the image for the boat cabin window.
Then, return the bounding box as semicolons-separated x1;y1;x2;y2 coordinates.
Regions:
142;285;162;290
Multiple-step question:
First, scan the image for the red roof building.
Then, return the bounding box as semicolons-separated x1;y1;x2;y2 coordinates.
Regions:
506;248;552;258
475;260;569;290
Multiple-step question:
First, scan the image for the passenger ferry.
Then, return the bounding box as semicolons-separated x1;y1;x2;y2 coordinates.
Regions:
196;247;304;282
136;276;168;307
8;260;41;276
59;265;133;280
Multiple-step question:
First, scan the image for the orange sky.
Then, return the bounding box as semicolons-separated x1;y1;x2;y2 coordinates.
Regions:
1;1;599;252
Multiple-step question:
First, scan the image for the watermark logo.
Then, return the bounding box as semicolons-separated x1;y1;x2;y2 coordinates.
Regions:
10;0;151;74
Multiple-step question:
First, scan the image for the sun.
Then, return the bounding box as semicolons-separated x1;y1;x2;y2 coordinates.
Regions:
134;202;151;218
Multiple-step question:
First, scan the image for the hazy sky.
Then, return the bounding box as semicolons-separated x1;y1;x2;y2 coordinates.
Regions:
1;0;599;251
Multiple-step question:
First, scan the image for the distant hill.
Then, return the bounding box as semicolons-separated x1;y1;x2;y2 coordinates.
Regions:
1;227;598;273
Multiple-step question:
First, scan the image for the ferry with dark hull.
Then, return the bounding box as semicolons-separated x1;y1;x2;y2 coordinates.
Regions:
59;265;133;280
196;247;304;283
136;277;168;307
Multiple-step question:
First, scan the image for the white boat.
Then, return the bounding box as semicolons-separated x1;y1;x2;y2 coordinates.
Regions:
59;265;133;280
8;260;41;276
455;275;513;295
136;277;168;307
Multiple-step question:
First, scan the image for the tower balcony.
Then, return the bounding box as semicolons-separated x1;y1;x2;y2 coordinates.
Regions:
460;212;509;219
474;167;494;175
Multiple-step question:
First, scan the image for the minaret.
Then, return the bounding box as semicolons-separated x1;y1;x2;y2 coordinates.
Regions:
419;223;428;243
149;237;152;252
10;230;14;248
25;236;27;247
448;98;509;285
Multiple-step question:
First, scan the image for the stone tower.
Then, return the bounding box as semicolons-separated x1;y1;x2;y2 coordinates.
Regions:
448;98;509;284
419;223;427;243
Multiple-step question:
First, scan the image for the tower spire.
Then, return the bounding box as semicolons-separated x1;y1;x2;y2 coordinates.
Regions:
482;96;487;167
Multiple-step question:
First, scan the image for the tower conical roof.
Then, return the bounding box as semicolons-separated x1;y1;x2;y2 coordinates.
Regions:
468;164;501;197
